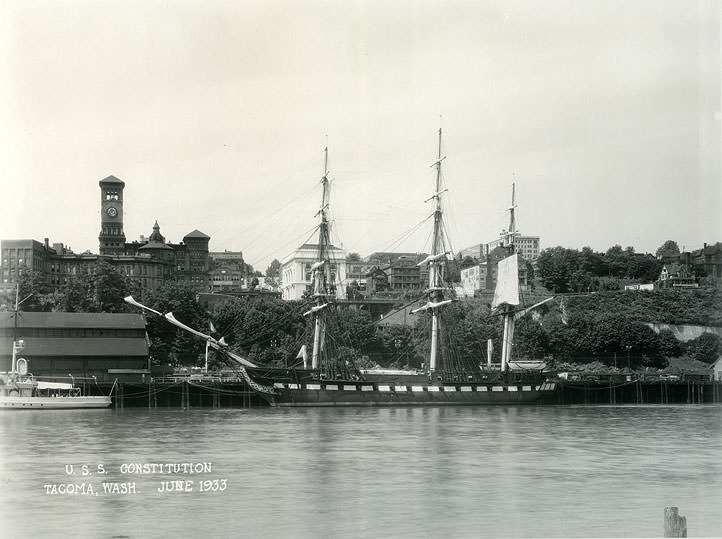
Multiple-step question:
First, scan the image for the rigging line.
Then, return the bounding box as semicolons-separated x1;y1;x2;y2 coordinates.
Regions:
251;223;320;267
209;181;320;249
331;177;430;220
232;201;320;257
332;132;435;178
377;213;435;253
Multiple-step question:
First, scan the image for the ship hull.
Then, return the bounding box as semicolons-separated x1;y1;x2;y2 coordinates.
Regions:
0;396;112;409
258;380;556;407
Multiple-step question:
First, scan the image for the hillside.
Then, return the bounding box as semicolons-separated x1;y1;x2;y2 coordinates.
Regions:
560;288;722;327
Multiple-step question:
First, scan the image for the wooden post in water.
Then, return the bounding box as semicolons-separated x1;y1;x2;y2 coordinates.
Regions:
664;507;686;537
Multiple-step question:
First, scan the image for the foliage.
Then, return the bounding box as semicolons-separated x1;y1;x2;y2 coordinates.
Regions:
536;245;663;293
141;282;208;367
16;271;54;311
684;332;722;364
657;329;683;358
15;262;137;313
375;325;420;368
265;259;281;278
211;296;308;367
656;240;681;259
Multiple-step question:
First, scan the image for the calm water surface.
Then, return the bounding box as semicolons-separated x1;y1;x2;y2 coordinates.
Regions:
1;405;720;538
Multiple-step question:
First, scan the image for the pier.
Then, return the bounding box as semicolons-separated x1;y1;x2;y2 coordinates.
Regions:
98;375;265;409
550;374;722;405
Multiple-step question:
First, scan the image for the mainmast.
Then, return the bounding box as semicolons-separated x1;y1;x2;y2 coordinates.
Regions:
311;148;331;370
426;129;448;374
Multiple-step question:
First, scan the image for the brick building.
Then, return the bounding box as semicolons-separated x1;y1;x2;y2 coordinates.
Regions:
1;175;212;298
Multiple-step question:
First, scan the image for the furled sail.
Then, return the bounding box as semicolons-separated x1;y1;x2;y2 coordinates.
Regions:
491;253;520;310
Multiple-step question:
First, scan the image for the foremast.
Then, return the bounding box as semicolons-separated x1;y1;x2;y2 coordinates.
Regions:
310;148;332;370
492;183;553;370
413;128;452;376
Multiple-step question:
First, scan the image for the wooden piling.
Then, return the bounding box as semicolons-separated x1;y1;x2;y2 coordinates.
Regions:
664;507;686;537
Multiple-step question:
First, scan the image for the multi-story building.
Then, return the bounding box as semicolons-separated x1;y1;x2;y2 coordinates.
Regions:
459;246;531;297
691;242;722;286
279;243;348;300
1;175;213;298
363;252;430;294
387;255;423;292
481;233;540;262
208;250;247;292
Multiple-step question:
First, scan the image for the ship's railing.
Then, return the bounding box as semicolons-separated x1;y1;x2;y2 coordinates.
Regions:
152;374;245;384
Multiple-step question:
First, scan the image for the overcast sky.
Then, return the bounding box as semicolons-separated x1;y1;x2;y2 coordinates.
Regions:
1;0;720;270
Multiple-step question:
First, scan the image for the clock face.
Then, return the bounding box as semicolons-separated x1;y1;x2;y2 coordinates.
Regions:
107;206;118;218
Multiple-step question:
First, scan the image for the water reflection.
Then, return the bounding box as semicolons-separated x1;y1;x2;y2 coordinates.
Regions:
1;405;720;538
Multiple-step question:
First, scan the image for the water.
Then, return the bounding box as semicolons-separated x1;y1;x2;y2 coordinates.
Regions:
1;405;720;538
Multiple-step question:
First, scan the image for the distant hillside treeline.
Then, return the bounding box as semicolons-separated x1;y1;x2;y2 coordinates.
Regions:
561;288;722;327
535;245;664;293
529;288;722;367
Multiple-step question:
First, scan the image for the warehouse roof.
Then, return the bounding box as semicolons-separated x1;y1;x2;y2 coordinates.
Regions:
0;312;146;329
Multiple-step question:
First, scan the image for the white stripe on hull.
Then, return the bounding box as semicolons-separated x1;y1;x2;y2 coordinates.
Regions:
265;386;549;407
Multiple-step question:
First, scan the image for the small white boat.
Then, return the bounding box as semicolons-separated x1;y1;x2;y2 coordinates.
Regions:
0;339;112;409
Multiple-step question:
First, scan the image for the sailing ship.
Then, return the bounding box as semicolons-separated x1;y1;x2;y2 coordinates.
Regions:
126;130;556;406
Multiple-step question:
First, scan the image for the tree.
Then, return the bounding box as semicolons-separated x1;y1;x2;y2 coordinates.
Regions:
604;245;627;277
346;252;361;262
210;296;308;367
658;329;682;358
514;317;549;360
536;246;578;292
265;259;281;278
16;270;54;311
685;332;722;364
142;282;208;366
656;240;681;260
91;260;136;312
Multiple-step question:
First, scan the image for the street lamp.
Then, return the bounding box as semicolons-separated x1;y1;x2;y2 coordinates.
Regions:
625;345;632;370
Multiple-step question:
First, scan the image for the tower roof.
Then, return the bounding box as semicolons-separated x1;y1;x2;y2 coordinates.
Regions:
99;175;125;186
139;220;172;251
148;220;165;243
183;229;210;240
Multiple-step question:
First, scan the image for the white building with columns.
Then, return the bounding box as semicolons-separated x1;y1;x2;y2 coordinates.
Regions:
280;243;348;300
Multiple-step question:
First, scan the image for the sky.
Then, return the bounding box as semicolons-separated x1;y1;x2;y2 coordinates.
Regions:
1;0;720;271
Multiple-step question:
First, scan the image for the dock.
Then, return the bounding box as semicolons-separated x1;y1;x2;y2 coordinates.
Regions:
550;374;722;405
94;375;265;409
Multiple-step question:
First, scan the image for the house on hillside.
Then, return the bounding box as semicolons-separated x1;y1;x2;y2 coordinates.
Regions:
691;242;722;287
658;263;698;289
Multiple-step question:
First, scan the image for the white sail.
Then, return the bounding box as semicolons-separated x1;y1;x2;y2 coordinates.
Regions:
491;253;520;310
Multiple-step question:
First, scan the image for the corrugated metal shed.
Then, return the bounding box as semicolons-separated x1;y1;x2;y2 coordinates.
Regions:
20;337;147;357
1;312;146;329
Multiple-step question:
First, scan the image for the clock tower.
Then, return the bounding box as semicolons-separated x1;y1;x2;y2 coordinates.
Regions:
99;175;126;255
